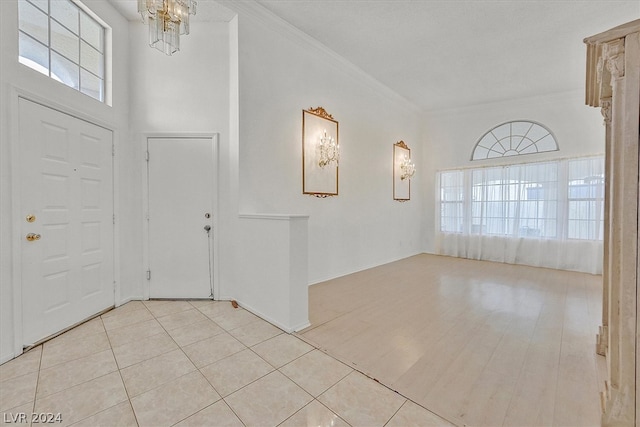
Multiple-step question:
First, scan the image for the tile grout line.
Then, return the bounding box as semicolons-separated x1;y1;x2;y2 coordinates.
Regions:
189;300;248;426
99;314;139;427
29;345;44;427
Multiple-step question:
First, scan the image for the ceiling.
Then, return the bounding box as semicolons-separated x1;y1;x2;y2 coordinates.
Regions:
110;0;639;112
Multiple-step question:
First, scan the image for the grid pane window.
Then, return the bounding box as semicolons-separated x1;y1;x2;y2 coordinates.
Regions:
19;31;50;76
567;157;604;240
51;50;79;89
81;12;103;51
19;0;48;45
51;0;78;34
438;157;603;242
18;0;105;102
469;162;557;238
440;171;465;233
51;19;79;63
80;40;103;77
472;121;559;160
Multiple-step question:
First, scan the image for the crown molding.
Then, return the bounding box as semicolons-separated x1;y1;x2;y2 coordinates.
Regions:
218;0;422;115
424;89;586;118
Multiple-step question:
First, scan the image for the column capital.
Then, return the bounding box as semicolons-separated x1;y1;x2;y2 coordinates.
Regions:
603;39;625;80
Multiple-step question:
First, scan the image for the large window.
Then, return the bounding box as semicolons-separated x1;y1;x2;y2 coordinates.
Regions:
439;170;465;233
438;156;604;241
567;157;604;240
18;0;106;102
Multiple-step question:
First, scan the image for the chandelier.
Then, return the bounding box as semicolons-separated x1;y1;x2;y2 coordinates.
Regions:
400;155;415;180
138;0;197;56
318;130;339;168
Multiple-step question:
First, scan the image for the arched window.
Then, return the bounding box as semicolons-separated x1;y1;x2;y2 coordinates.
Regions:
471;121;558;160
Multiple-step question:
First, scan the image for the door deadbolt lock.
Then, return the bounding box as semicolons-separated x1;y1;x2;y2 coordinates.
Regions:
205;213;211;218
26;233;41;241
26;214;36;223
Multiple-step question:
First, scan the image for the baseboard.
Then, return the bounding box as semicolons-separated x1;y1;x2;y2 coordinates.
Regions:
115;296;138;307
308;251;423;286
0;351;16;365
235;300;309;334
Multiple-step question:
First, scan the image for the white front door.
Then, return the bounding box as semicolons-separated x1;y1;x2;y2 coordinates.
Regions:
147;137;215;299
19;98;114;346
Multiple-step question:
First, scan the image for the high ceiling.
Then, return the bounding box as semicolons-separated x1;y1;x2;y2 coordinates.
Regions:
110;0;639;112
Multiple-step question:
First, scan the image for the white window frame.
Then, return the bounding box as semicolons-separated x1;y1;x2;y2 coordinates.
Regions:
18;0;108;103
471;120;559;161
437;155;604;242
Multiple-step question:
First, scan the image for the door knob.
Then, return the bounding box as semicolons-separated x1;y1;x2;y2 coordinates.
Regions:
26;233;41;241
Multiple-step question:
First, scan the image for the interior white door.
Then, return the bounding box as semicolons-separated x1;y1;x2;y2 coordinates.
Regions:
148;137;215;298
19;98;114;346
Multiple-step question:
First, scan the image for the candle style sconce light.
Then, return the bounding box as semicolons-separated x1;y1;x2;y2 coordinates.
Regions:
393;141;415;201
302;107;339;197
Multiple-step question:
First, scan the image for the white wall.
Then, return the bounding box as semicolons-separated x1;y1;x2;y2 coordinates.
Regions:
128;19;232;299
1;0;608;362
421;90;606;253
232;4;425;285
235;214;309;332
0;0;130;361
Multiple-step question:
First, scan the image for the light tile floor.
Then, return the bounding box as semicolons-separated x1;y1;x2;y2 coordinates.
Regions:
0;300;453;427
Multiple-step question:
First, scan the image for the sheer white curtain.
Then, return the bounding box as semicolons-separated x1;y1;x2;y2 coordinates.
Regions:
436;157;604;274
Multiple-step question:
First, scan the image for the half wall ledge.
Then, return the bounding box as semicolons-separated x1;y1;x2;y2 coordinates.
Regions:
236;213;310;333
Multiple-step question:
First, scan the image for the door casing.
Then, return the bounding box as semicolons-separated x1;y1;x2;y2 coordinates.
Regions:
141;133;220;300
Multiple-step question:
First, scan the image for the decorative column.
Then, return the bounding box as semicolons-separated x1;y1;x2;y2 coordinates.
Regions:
595;96;610;357
584;20;640;427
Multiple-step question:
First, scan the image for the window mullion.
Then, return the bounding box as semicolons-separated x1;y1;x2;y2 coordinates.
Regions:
557;159;569;240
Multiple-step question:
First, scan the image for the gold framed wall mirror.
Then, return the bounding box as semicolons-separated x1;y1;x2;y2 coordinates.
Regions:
302;107;339;197
393;141;414;201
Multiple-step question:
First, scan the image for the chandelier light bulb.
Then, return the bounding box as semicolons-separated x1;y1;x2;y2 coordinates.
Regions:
318;129;339;168
138;0;197;55
400;155;416;180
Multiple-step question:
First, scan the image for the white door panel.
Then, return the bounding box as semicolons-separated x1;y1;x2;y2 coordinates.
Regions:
148;137;214;299
19;98;114;345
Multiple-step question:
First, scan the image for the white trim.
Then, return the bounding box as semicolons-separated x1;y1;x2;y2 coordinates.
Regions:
237;300;310;333
10;87;23;358
8;86;116;131
0;352;15;365
141;134;150;301
435;153;606;173
112;128;121;306
142;133;220;300
239;213;310;221
115;296;135;308
425;89;585;117
470;120;559;161
308;251;423;286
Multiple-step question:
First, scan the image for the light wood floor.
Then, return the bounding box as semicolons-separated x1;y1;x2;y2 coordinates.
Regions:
299;254;606;427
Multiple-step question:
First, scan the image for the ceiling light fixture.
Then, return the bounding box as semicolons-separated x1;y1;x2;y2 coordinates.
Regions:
138;0;197;55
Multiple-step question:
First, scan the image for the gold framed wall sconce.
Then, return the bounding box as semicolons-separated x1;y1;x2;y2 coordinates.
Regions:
393;141;415;201
302;107;339;197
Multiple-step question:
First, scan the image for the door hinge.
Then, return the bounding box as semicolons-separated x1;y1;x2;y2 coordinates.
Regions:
146;270;151;280
113;214;116;225
112;144;115;157
145;151;149;162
